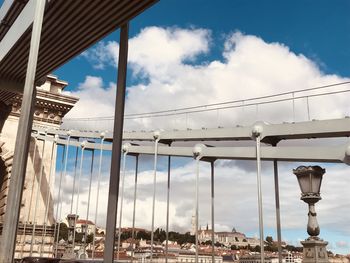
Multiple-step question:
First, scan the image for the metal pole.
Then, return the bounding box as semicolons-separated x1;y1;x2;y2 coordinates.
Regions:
40;137;56;257
165;155;171;263
54;135;71;257
210;161;215;263
20;137;38;258
273;159;283;263
70;146;80;214
195;156;200;263
0;0;46;260
306;96;310;121
131;154;139;262
117;150;128;260
256;136;265;263
92;137;105;259
73;143;86;251
53;144;66;257
150;135;160;263
104;22;129;263
292;92;295;122
29;138;46;256
83;150;95;250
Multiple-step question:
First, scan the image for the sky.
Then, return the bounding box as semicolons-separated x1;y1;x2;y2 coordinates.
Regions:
9;0;350;255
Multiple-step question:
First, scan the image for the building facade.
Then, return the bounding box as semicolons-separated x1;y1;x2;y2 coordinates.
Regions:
198;227;260;248
0;75;78;258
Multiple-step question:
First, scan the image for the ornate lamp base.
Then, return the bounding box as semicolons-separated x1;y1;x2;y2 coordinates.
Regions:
301;238;329;263
61;244;75;259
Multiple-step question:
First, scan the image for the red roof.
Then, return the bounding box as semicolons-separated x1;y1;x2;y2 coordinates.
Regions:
76;219;95;225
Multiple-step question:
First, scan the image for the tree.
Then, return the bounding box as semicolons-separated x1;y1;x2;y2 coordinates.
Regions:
214;242;222;247
266;236;273;244
254;245;261;252
54;222;68;241
86;233;94;244
136;230;151;240
231;245;238;250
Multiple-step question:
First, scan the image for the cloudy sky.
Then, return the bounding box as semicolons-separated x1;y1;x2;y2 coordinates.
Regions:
51;0;350;255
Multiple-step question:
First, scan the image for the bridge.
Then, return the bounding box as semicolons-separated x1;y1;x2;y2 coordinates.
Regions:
0;0;349;263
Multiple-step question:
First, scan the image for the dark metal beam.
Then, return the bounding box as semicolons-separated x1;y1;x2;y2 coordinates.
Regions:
104;23;129;263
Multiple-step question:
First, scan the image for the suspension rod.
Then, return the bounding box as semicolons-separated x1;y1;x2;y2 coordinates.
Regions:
40;137;56;257
165;155;171;263
30;138;46;256
117;149;128;260
150;134;160;263
131;154;139;262
92;137;105;259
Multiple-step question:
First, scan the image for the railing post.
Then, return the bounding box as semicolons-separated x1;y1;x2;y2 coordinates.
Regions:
252;123;265;263
0;0;46;261
104;22;129;263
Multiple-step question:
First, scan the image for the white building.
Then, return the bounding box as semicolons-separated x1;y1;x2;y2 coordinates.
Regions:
198;226;260;248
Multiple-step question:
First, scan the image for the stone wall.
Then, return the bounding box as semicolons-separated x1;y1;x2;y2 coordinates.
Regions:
0;75;78;258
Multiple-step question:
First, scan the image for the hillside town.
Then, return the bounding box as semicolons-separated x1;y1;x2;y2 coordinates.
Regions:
53;218;350;263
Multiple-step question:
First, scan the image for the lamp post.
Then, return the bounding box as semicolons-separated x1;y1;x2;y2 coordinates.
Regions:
62;214;78;259
293;166;329;263
79;223;88;259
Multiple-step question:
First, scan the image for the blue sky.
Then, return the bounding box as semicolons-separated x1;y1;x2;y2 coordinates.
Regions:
56;0;350;91
2;0;349;255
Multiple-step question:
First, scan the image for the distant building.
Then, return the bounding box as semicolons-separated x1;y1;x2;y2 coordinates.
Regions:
76;219;96;235
239;252;303;263
198;226;260;248
178;251;223;263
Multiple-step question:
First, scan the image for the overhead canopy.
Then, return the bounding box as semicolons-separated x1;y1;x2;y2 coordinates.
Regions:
0;0;158;90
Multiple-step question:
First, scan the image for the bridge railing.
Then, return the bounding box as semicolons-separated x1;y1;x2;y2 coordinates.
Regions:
62;81;350;132
5;117;350;261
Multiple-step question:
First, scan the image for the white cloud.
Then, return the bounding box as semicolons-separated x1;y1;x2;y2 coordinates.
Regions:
59;26;350;252
66;27;350;131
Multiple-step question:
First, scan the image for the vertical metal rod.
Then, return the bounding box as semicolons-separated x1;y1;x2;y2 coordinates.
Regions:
53;144;66;257
131;155;139;262
20;137;38;258
241;100;245;125
29;138;46;256
216;109;219;128
40;138;56;257
256;136;265;263
186;113;188;129
0;0;46;260
292;92;296;122
83;150;95;249
210;161;215;263
54;135;71;257
117;150;128;260
195;157;200;263
70;146;79;214
104;23;129;263
165;155;171;263
273;159;283;263
150;137;159;263
73;144;86;251
306;96;310;121
92;138;105;259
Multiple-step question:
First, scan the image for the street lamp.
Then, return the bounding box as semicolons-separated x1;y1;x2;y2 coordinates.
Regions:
79;223;88;259
293;165;329;263
62;214;78;259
